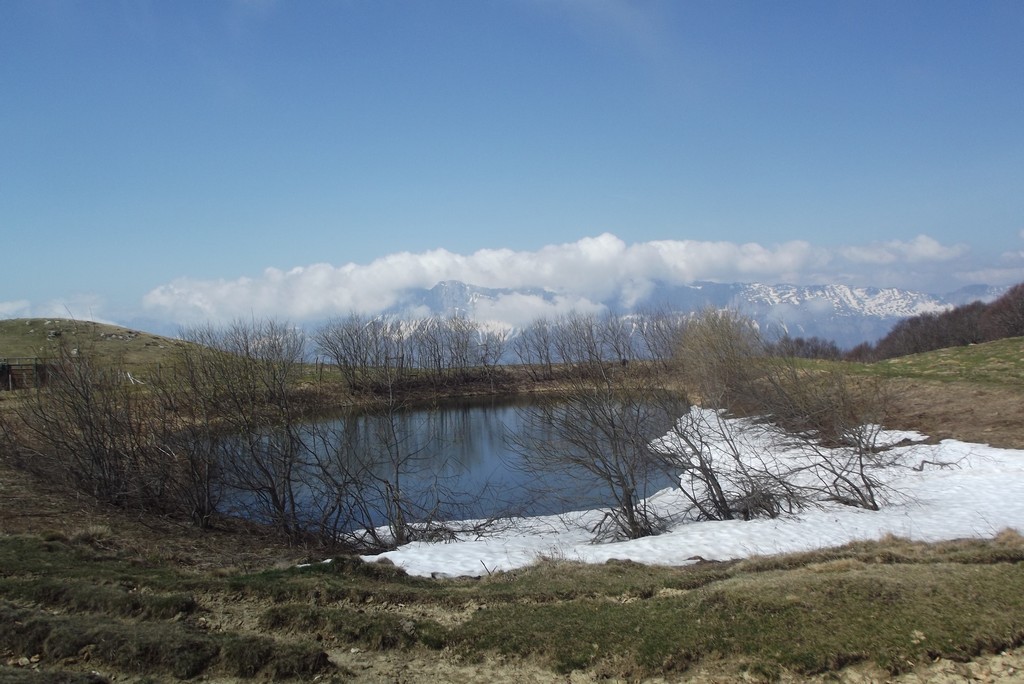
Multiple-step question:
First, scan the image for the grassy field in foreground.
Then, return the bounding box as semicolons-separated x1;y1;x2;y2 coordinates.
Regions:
1;529;1023;681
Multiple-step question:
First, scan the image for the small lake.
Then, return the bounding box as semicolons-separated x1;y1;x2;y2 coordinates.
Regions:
241;397;679;532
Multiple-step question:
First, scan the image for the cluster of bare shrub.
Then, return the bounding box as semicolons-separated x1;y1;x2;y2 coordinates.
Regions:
512;309;906;541
508;309;684;379
1;308;913;548
687;312;900;513
1;319;499;550
314;313;513;394
313;309;684;394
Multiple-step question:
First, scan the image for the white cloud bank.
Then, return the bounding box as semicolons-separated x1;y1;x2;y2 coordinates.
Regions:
141;232;995;326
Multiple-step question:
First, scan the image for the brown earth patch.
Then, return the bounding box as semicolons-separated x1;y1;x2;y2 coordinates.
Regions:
883;378;1024;450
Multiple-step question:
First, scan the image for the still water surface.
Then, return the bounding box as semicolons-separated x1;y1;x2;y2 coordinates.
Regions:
301;397;674;526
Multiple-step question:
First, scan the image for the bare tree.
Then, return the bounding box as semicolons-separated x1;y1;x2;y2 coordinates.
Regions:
514;313;686;540
510;317;556;380
634;307;686;370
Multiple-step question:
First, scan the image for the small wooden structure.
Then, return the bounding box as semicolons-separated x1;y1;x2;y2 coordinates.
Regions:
0;357;48;390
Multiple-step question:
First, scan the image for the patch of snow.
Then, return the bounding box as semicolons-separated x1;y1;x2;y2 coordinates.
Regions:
362;420;1024;578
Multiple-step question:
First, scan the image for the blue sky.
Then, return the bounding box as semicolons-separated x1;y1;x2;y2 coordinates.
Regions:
2;0;1023;326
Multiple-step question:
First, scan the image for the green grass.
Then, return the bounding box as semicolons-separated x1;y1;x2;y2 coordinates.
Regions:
0;318;184;371
3;530;1023;680
0;534;333;681
0;601;330;680
0;667;109;684
451;555;1024;677
223;553;445;604
473;557;735;601
3;317;1019;390
258;603;448;650
0;576;198;620
857;336;1024;385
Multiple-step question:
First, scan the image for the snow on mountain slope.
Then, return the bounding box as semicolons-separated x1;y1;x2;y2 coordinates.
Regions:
742;283;948;318
380;279;1005;347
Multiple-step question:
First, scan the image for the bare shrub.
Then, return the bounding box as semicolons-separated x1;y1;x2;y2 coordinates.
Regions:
178;320;316;539
510;317;556;380
314;313;412;393
633;307;687;371
981;282;1024;340
753;359;899;510
6;341;170;510
657;408;805;521
669;308;903;515
675;308;764;410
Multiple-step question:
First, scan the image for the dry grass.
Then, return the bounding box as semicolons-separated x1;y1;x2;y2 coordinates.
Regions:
0;318;185;372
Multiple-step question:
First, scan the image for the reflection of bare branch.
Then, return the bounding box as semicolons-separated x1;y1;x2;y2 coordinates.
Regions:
510;316;686;541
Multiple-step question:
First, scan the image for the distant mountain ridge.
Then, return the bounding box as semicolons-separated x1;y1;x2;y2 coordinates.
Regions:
386;280;1007;348
123;280;1008;348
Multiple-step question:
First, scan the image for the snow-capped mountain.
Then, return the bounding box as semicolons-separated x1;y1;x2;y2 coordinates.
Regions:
385;280;1007;348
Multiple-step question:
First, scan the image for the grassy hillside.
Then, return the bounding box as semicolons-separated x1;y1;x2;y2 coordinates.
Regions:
840;337;1024;450
0;318;185;370
865;336;1024;385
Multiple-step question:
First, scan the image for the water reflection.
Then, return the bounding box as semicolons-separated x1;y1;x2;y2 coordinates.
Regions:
226;396;675;536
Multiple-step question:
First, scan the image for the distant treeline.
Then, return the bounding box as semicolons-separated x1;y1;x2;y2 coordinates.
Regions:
768;282;1024;362
313;309;683;394
851;282;1024;361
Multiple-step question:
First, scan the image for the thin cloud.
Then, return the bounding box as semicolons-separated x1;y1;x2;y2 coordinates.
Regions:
141;233;974;325
0;295;118;325
0;300;31;318
969;243;1024;285
840;235;968;265
532;0;673;62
